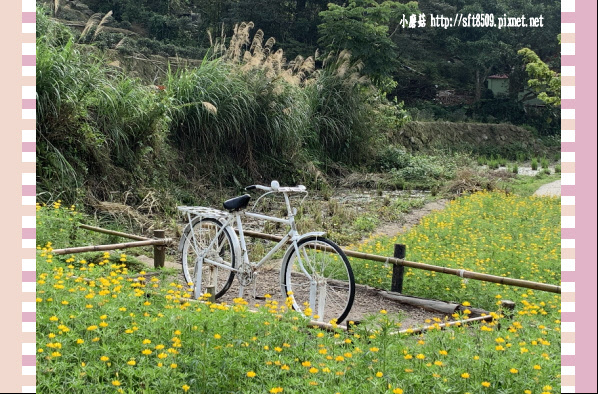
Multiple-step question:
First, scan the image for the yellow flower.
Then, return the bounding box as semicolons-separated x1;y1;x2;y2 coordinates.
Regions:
142;339;151;345
76;339;84;345
170;363;177;369
112;380;121;386
142;349;152;355
246;371;256;378
438;350;448;356
461;373;470;379
533;364;541;370
302;361;311;367
214;334;221;339
416;354;425;360
481;382;491;388
376;372;383;377
182;385;190;392
87;325;98;331
100;356;109;362
127;360;136;366
270;388;283;393
309;367;318;374
393;389;403;394
509;368;518;374
370;347;379;352
157;353;168;359
380;309;387;314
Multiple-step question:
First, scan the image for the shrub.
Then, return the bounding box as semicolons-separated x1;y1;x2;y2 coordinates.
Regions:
531;158;538;170
541;157;549;169
36;9;172;201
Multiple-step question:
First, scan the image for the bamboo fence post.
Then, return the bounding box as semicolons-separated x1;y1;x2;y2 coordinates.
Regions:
391;244;406;293
500;300;516;319
153;230;166;268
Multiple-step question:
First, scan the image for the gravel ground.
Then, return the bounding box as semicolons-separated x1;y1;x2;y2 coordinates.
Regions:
533;180;561;197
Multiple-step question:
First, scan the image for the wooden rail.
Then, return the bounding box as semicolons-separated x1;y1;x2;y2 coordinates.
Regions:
52;238;173;256
78;224;149;241
239;229;561;294
50;225;170;268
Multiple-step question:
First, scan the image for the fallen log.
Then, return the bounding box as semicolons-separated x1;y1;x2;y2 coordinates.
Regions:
378;290;460;315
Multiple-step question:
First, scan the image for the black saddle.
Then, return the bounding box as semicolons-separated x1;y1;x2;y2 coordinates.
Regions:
223;194;251;211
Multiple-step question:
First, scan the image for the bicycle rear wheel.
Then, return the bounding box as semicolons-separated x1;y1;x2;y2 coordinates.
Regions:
181;217;236;299
282;236;355;324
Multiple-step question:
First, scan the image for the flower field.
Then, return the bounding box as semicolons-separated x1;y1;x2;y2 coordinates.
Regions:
36;192;561;393
349;191;561;311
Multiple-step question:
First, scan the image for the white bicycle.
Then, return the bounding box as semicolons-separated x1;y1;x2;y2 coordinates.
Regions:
177;181;355;324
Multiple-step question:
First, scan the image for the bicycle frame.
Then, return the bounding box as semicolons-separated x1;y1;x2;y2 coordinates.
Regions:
185;191;313;298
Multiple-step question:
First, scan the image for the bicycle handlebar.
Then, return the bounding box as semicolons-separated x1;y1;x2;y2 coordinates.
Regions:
245;181;306;193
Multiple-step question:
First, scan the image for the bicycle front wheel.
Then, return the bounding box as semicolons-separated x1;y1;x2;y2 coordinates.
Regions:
181;217;236;299
282;236;355;324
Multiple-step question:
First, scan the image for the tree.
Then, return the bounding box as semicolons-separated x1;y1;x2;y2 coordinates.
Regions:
318;0;418;89
518;39;560;107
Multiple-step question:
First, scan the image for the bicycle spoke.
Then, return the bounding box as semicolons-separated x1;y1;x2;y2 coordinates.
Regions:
182;218;236;300
284;237;354;324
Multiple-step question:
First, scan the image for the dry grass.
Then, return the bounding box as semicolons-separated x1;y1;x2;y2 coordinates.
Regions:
215;21;316;86
93;10;113;40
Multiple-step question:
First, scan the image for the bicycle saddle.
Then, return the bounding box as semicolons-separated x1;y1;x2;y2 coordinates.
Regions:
223;194;251;211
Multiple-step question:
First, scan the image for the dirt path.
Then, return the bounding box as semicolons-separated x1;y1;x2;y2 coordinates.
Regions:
533;180;561;197
370;199;449;239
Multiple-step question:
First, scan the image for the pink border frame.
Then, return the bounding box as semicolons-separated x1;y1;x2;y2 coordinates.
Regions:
1;0;596;392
